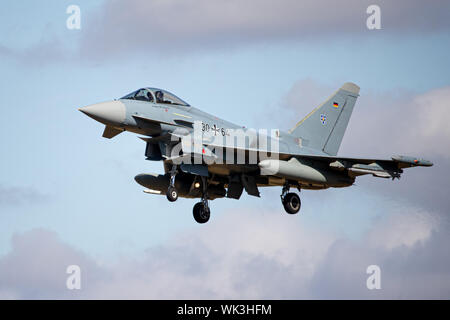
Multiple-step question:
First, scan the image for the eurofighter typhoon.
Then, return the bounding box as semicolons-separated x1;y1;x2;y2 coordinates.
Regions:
79;83;432;223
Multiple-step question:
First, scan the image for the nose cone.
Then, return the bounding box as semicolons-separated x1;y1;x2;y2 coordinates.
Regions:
79;101;126;125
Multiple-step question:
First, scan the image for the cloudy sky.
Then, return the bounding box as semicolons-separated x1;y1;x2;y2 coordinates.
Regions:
0;0;450;299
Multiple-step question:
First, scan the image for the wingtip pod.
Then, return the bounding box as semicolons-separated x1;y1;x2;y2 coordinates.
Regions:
392;155;433;167
341;82;360;95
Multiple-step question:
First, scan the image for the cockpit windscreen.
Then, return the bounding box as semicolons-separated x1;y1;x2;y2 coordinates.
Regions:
121;88;190;106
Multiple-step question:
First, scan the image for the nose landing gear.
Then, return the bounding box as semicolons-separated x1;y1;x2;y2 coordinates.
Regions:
166;165;178;202
281;184;301;214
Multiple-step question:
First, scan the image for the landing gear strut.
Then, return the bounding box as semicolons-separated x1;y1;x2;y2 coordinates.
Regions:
281;184;301;214
193;176;210;224
166;165;178;202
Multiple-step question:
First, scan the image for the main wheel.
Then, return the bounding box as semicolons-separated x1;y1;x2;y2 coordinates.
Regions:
193;202;210;224
283;193;301;214
166;186;178;202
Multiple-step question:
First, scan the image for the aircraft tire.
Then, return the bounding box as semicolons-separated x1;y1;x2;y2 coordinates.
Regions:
193;202;210;224
166;186;178;202
283;193;301;214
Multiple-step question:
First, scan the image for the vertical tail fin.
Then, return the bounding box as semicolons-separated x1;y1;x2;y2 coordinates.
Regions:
289;82;360;156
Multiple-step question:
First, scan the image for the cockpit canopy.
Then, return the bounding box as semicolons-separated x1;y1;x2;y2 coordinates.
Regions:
120;88;190;106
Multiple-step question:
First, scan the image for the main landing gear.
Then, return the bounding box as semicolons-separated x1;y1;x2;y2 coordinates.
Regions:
193;176;210;224
281;184;301;214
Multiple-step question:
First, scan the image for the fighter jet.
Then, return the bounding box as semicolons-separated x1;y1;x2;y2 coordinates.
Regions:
79;83;433;223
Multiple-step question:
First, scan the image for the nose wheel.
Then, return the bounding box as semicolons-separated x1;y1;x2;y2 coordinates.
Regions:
281;184;301;214
166;186;178;202
166;165;178;202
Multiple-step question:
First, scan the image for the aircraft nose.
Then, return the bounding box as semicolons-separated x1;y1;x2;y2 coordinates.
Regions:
78;100;126;125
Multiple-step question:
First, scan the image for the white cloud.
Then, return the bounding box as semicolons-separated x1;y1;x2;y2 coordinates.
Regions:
0;185;50;207
279;80;450;159
274;80;450;217
0;228;101;299
78;0;450;58
1;80;449;300
3;1;449;63
346;86;450;159
413;87;450;150
1;204;449;299
367;208;437;250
